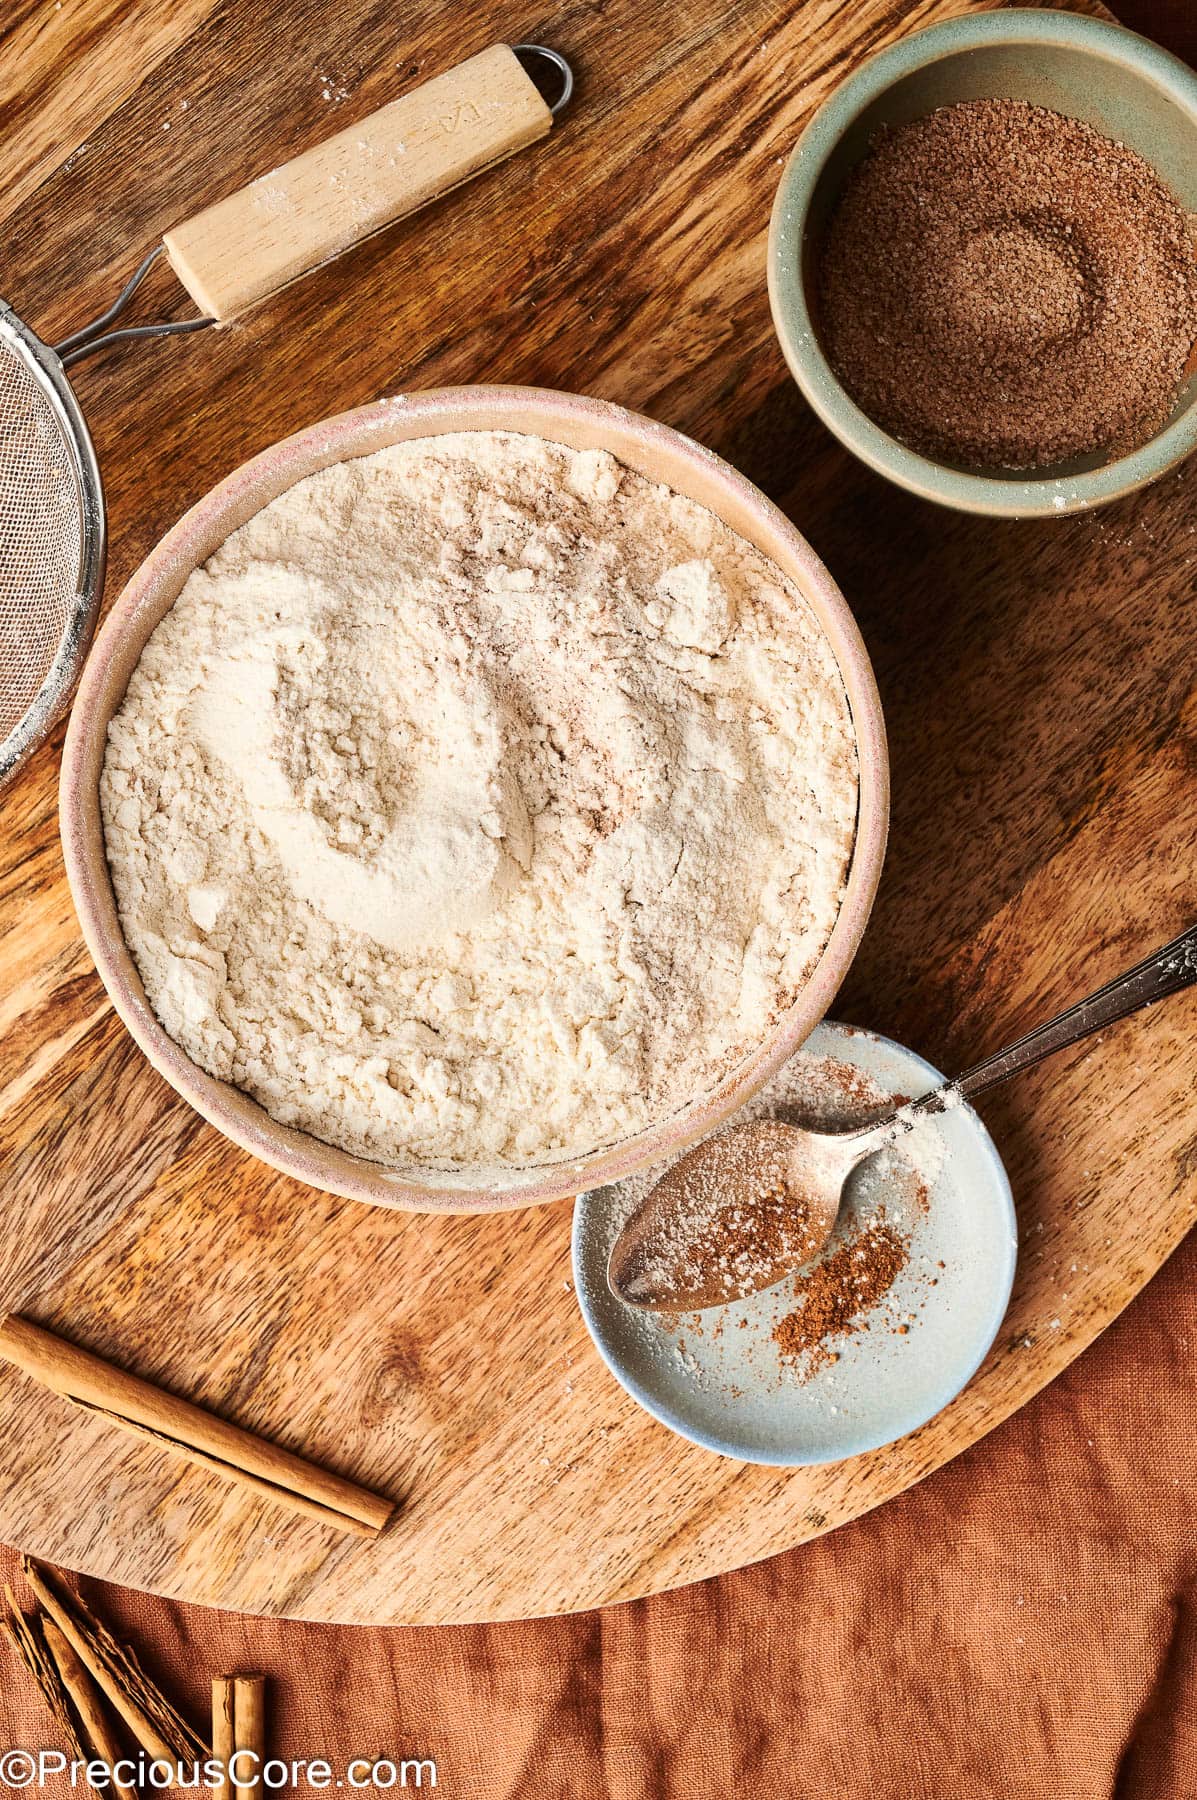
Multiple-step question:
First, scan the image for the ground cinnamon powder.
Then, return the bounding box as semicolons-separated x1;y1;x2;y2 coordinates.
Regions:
818;98;1197;468
772;1214;909;1377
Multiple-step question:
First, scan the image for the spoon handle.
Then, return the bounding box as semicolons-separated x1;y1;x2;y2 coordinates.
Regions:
858;921;1197;1156
844;922;1197;1161
949;921;1197;1104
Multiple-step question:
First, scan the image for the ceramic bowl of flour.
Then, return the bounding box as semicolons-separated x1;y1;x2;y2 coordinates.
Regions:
60;386;888;1212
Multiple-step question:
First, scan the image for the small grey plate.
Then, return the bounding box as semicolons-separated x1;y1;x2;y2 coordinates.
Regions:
571;1021;1017;1465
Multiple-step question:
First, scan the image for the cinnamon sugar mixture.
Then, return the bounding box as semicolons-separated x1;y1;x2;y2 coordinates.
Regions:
820;99;1197;468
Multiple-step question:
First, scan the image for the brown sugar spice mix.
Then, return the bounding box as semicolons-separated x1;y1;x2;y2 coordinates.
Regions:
818;98;1197;468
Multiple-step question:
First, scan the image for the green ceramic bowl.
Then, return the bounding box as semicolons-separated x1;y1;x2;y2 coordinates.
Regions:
768;10;1197;517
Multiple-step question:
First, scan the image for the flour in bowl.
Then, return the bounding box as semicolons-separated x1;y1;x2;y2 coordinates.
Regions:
101;431;858;1171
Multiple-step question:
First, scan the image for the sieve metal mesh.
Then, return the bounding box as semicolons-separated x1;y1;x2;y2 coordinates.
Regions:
0;331;85;746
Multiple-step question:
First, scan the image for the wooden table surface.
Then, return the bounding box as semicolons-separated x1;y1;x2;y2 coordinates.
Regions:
1;0;1195;1625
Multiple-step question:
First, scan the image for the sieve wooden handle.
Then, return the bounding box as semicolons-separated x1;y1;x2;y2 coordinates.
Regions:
162;44;554;322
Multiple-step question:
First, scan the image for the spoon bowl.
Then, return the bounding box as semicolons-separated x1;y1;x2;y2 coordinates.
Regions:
607;1118;853;1310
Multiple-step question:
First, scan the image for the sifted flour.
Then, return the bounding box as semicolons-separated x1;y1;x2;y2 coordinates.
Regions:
102;431;858;1174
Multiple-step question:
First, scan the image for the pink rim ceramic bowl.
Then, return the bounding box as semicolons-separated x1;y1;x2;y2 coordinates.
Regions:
59;386;889;1213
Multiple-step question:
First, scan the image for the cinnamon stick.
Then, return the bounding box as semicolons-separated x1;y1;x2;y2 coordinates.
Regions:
2;1591;88;1764
0;1315;392;1536
42;1617;138;1796
22;1564;185;1767
212;1677;236;1800
232;1677;265;1800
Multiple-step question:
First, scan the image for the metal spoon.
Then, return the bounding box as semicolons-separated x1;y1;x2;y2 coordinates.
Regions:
608;922;1197;1312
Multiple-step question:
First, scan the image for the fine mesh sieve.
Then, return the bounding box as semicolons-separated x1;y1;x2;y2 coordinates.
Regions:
0;317;94;778
0;43;571;791
0;260;209;789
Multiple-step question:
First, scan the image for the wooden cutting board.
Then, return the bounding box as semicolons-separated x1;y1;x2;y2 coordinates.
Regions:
2;0;1194;1626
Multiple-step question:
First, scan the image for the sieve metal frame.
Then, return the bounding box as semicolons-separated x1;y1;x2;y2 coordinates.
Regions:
0;304;105;789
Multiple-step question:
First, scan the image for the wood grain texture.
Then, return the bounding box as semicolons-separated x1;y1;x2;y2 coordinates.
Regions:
2;0;1194;1625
